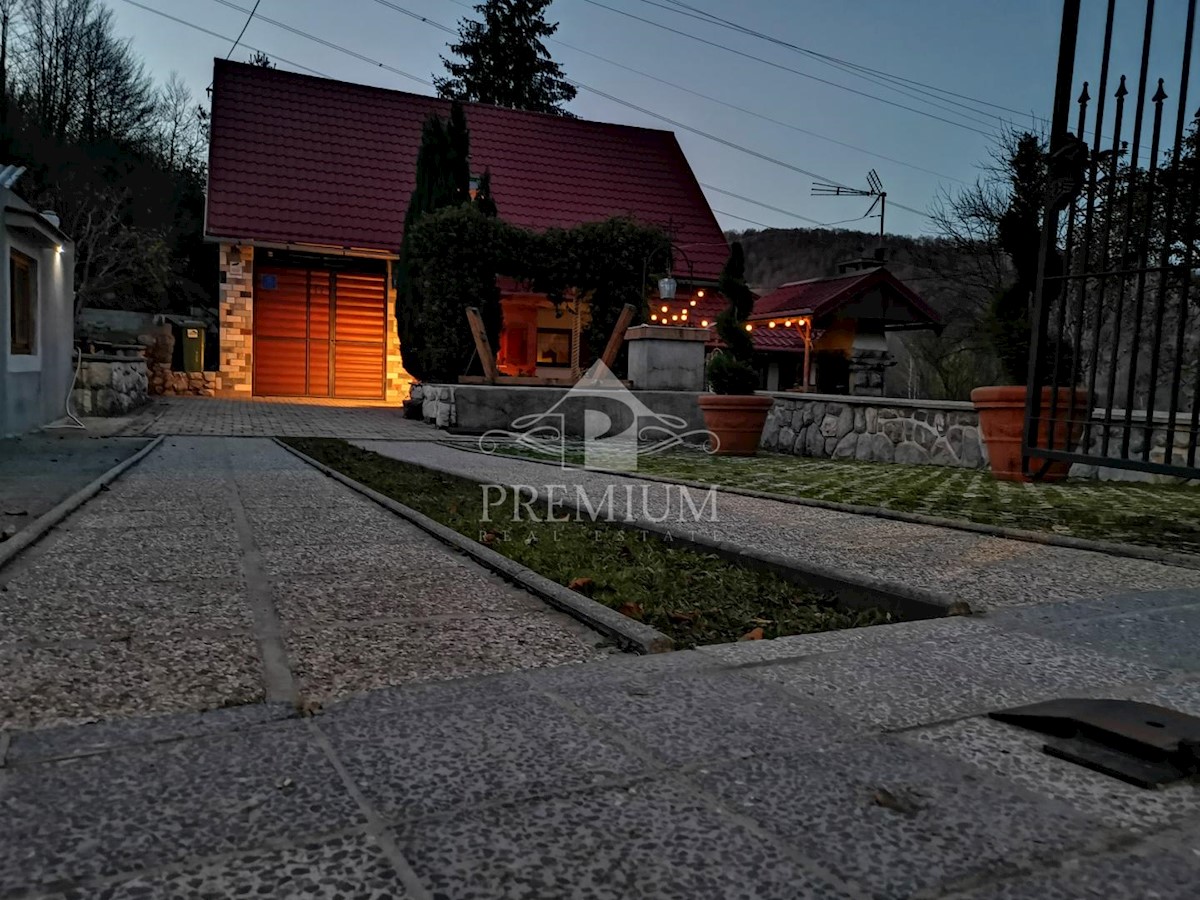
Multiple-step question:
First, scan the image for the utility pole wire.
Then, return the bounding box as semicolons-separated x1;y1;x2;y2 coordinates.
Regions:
225;0;261;60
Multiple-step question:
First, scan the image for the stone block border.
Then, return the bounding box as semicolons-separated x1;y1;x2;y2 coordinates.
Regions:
273;439;674;655
0;436;163;573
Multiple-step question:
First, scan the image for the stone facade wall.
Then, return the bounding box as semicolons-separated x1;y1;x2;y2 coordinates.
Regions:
760;392;986;468
73;354;149;416
413;384;455;427
1071;418;1199;484
218;243;254;395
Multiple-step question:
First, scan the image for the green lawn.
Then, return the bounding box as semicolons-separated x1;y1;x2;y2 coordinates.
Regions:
489;442;1200;556
286;438;891;649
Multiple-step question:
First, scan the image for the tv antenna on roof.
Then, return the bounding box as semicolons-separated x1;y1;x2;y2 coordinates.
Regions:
812;169;886;244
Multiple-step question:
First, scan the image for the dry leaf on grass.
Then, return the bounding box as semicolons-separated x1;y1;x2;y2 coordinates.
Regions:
739;627;765;641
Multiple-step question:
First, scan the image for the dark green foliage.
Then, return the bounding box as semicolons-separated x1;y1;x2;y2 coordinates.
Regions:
407;205;510;380
707;242;759;394
706;352;760;394
988;132;1048;385
435;0;577;116
472;169;498;218
286;438;892;648
395;103;473;381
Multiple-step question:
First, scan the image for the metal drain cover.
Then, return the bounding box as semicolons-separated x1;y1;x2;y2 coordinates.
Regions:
989;698;1200;789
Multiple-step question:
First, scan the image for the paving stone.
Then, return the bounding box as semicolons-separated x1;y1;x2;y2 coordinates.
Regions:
0;578;252;645
58;832;406;899
696;616;996;664
272;570;540;627
553;669;866;765
745;630;1170;730
996;606;1200;672
258;541;455;576
952;846;1200;899
0;723;364;893
17;533;242;584
910;716;1200;834
691;737;1112;899
392;780;860;899
321;694;647;820
6;702;294;765
62;505;236;530
0;635;264;730
287;615;606;704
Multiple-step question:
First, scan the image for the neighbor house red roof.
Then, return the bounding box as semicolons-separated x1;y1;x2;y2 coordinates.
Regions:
205;60;729;279
749;267;942;325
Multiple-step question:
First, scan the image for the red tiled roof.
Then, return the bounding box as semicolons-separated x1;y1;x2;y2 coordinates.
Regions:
205;60;729;279
748;267;942;325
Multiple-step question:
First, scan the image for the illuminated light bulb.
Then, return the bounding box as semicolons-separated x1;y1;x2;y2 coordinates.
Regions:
701;320;709;327
697;289;705;297
768;321;777;328
744;323;753;332
784;320;792;327
671;314;679;321
689;299;697;307
650;314;658;321
660;305;668;313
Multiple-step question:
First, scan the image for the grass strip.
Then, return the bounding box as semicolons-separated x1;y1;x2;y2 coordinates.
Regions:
286;438;891;650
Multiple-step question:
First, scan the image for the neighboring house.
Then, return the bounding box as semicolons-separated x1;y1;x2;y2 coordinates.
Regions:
0;165;75;436
685;255;942;396
204;60;729;400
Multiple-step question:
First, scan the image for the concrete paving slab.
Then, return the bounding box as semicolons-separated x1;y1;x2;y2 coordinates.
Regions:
390;780;860;900
286;614;605;704
910;716;1200;834
0;634;263;729
745;630;1170;730
952;846;1200;899
550;669;867;765
692;737;1112;899
321;694;648;821
0;723;364;895
64;832;407;900
0;577;253;645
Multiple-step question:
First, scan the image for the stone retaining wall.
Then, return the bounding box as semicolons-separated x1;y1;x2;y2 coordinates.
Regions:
760;392;986;468
150;365;217;397
73;354;149;416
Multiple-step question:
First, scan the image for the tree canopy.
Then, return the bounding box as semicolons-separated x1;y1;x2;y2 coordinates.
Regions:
435;0;576;116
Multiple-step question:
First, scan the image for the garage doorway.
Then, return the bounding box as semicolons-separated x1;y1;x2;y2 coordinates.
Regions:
253;260;387;399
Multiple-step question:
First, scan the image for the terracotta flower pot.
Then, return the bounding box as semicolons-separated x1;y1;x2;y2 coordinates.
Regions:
698;394;775;456
971;385;1090;483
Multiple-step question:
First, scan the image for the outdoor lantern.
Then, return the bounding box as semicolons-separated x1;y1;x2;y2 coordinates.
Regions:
658;276;677;300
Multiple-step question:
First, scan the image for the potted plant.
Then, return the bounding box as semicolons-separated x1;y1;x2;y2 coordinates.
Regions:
697;243;773;456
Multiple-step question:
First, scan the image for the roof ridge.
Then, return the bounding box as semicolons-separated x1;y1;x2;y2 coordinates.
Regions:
214;58;679;138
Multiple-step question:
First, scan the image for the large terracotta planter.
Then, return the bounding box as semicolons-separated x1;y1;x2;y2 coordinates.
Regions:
698;394;775;456
971;385;1089;482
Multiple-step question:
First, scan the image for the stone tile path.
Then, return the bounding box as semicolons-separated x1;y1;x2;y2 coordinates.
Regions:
123;396;447;440
358;441;1200;611
2;416;1199;897
0;437;607;731
2;601;1199;898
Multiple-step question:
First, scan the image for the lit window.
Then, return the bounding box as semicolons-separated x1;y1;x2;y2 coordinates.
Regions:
9;250;36;355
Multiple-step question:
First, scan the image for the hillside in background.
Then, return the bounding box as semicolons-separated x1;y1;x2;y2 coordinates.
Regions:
728;227;1009;400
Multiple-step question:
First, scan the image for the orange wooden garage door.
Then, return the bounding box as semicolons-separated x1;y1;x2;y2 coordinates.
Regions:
254;266;385;399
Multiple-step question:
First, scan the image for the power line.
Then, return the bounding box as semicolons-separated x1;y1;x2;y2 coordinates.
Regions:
211;0;431;87
580;0;1000;140
119;0;330;77
646;0;1039;124
700;184;823;225
224;0;261;60
710;208;772;229
379;0;931;218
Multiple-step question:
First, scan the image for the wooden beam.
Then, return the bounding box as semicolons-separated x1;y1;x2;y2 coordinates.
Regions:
598;303;637;372
465;307;499;384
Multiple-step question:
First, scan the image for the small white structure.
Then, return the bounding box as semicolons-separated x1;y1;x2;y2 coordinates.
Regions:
0;165;75;436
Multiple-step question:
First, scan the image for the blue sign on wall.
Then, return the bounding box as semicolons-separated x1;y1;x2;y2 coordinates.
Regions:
261;274;277;290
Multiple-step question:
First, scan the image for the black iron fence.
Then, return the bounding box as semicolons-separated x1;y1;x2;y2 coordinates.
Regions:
1026;0;1200;479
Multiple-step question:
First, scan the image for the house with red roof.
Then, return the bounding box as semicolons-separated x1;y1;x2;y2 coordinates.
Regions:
204;60;731;400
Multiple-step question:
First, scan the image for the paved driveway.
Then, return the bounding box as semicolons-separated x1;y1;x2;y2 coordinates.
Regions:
123;396;444;440
0;437;607;731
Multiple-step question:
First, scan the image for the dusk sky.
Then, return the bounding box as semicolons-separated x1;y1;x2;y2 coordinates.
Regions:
110;1;1197;237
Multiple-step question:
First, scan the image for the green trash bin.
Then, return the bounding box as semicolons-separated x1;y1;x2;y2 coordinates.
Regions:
180;325;205;372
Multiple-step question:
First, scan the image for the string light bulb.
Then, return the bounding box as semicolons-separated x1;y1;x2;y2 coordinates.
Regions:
744;323;753;332
689;299;697;307
650;314;658;321
701;319;709;327
768;321;777;328
697;289;705;298
660;305;668;313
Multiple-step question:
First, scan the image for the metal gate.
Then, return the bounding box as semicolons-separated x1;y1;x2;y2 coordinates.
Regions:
1026;0;1200;479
